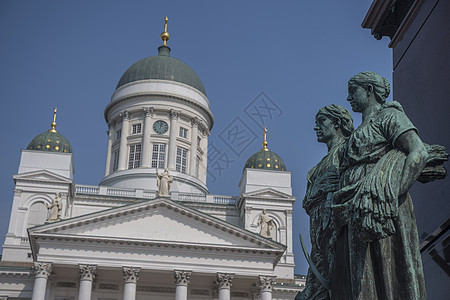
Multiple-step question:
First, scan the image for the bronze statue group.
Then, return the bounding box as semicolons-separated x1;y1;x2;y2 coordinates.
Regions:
297;71;445;300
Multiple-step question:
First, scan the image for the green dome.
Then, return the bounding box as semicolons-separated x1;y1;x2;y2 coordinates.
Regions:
116;46;206;96
27;130;72;153
244;149;286;172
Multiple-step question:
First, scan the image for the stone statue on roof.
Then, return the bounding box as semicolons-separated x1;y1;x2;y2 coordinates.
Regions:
46;193;62;222
258;209;274;239
156;168;173;197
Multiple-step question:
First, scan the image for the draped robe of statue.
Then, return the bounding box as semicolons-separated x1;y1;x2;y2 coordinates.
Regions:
47;194;62;222
258;211;274;238
157;169;173;196
331;101;427;299
297;141;344;300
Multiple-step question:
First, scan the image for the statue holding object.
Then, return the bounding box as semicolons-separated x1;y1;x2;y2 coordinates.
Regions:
297;104;354;300
258;209;275;239
46;193;62;222
156;168;173;197
298;71;447;300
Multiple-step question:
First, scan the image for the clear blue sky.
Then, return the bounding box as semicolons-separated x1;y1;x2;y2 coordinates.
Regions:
0;1;392;274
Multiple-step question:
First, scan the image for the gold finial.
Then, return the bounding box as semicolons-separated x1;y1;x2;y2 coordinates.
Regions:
160;16;170;46
49;108;57;133
262;127;269;151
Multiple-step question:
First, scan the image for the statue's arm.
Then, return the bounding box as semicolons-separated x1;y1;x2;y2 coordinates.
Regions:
395;129;429;195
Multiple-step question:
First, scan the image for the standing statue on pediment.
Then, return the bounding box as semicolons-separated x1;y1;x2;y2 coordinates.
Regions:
296;104;354;300
258;209;274;238
156;168;173;197
46;193;62;222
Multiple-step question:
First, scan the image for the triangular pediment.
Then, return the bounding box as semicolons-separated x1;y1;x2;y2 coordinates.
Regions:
243;188;294;200
29;198;283;251
14;170;72;184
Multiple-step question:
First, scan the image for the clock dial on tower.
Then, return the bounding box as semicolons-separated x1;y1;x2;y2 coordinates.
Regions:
153;120;169;134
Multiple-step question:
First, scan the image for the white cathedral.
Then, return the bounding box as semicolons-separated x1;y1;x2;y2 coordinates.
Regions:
0;20;304;300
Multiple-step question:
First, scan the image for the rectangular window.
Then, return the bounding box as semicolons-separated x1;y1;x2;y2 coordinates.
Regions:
151;143;166;169
128;144;141;169
132;123;142;134
197;136;201;147
112;149;120;172
176;147;188;173
116;129;121;140
179;127;188;138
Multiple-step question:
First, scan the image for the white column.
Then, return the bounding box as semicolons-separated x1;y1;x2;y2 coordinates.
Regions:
78;264;96;300
44;274;55;300
167;109;180;171
122;267;140;300
244;207;252;229
174;270;191;300
31;262;52;300
258;276;275;300
141;107;154;168
189;117;199;176
286;209;293;253
216;272;234;300
118;111;130;171
201;129;210;182
104;123;113;176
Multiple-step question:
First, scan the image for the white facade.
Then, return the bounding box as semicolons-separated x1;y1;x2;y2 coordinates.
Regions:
0;40;304;299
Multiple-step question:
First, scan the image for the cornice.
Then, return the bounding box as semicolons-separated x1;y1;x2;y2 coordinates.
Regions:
241;196;296;202
105;93;214;130
74;194;141;205
0;271;33;277
14;170;73;186
31;232;284;256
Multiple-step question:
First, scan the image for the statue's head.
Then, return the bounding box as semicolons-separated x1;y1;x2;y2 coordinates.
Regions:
164;168;169;172
347;71;390;112
315;104;354;143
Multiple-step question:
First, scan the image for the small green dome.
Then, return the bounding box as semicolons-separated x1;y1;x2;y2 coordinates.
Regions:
244;149;286;172
116;46;206;96
27;130;72;153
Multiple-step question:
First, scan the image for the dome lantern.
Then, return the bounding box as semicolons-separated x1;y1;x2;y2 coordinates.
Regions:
115;17;206;96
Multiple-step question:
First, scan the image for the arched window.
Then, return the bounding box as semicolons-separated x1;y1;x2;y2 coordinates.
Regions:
27;202;48;228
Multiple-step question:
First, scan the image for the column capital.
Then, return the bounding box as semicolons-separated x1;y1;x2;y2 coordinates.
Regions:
285;209;293;216
120;110;130;120
258;275;276;292
174;270;192;286
216;272;235;289
202;128;210;137
123;267;140;284
191;117;199;127
79;264;97;281
143;107;154;117
170;109;181;120
33;262;52;279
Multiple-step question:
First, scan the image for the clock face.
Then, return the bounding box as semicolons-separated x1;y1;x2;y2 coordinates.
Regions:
153;120;169;134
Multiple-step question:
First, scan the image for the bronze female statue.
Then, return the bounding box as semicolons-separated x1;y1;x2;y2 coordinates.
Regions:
298;105;354;300
332;71;428;299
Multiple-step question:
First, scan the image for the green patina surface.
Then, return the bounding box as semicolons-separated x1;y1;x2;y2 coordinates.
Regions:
116;46;206;96
244;149;286;172
27;130;72;153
